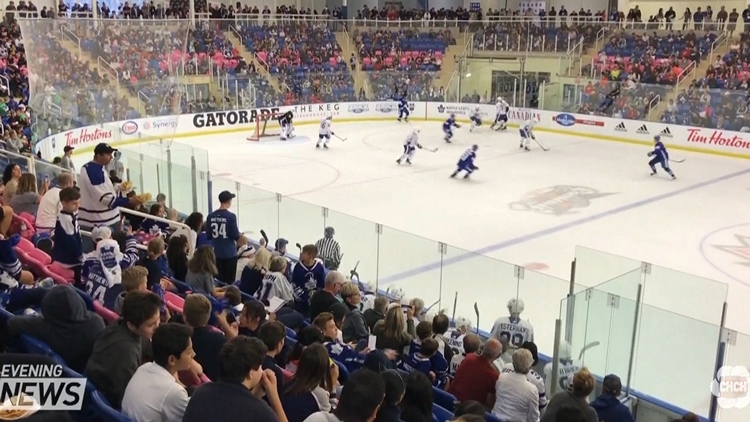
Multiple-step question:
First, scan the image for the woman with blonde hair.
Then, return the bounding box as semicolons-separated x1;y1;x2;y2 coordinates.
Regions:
237;240;272;296
541;367;598;422
10;173;48;216
185;245;226;298
340;281;370;343
373;303;416;358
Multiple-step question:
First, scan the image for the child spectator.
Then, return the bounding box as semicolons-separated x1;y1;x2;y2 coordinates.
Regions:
291;244;326;316
139;203;170;234
0;234;43;311
399;337;448;389
52;187;83;280
137;236;165;289
113;266;148;315
408;321;449;388
166;235;189;281
80;226;139;310
224;284;243;314
314;311;368;372
186;245;227;298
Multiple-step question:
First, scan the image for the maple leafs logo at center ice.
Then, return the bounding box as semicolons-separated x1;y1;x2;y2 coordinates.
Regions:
509;185;615;215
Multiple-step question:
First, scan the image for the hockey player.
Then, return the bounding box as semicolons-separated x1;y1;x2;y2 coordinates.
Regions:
443;113;461;143
469;107;482;132
490;97;509;130
450;145;478;179
444;316;473;356
543;341;582;394
397;129;422;165
316;114;334;149
498;342;548;413
358;279;377;312
398;97;410;122
648;135;676;179
490;298;535;349
600;84;620;112
519;119;537;151
278;110;295;141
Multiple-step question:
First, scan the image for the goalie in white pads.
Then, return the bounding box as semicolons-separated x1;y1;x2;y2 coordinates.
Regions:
519;119;537;151
490;97;509;130
397;129;422;165
316;114;334;149
279;111;295;140
490;298;535;349
497;341;548;413
543;341;582;394
469;107;483;132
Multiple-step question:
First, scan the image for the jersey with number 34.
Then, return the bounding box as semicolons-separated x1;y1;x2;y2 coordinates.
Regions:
489;317;534;348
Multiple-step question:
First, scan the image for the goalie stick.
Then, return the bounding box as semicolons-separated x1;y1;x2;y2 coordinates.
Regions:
578;341;601;360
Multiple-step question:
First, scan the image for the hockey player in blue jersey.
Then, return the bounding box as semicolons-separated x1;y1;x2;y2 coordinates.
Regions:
443;113;461;143
398;97;410;122
450;144;478;179
648;135;676;179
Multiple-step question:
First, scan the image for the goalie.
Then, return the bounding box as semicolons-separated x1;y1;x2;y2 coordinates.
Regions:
279;111;295;140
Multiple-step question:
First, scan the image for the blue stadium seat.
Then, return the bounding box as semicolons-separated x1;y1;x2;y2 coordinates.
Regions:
19;334;68;366
486;412;502;422
91;390;134;422
432;387;458;411
432;404;454;422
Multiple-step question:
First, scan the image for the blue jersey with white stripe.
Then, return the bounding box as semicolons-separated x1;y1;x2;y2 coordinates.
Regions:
652;141;669;161
458;149;476;167
399;98;408;110
443;117;458;130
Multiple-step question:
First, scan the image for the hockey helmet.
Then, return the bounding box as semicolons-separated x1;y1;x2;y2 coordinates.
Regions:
454;316;473;332
557;341;572;360
388;287;405;302
654;135;661;143
508;297;525;315
472;144;479;151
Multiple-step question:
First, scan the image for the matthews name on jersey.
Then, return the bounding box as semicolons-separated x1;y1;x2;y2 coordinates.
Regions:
443;113;460;143
398;97;410;122
648;135;676;179
490;316;534;348
81;235;139;310
206;206;241;260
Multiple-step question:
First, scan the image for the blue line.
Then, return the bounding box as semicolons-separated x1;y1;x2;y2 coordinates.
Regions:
380;167;750;285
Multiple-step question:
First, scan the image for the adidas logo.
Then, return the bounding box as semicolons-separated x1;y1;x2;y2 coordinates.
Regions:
614;122;626;132
636;124;649;135
660;127;673;138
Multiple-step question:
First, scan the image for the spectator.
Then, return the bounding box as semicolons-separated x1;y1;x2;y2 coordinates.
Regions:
60;145;75;172
0;204;12;237
259;321;287;398
554;408;587;422
182;336;287;422
408;298;425;326
285;326;326;375
78;143;142;249
0;234;37;305
166;235;189;281
303;368;385;422
239;300;270;338
375;369;406;422
364;296;387;332
121;323;194;422
448;337;500;407
140;203;170;234
281;343;338;422
80;225;139;310
492;348;540;422
186;245;227;298
431;313;454;365
7;284;105;373
183;293;229;382
498;341;547;413
314;312;369;372
9;173;48;215
1;163;21;204
541;368;598;422
449;333;480;375
257;255;295;303
399;337;447;388
113;266;149;315
172;211;206;258
453;401;488;418
52;187;83;278
85;291;163;409
309;270;344;321
314;226;341;270
373;305;415;358
400;371;433;422
238;242;272;297
340;281;369;343
590;374;634;422
291;244;326;316
138;236;165;289
205;190;241;282
36;171;74;233
235;239;256;280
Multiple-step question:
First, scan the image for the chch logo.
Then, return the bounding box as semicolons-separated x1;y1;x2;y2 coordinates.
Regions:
710;366;750;409
509;186;615;215
121;121;138;135
554;113;576;127
437;104;445;113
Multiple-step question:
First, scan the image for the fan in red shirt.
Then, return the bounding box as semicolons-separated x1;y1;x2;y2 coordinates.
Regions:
447;338;502;407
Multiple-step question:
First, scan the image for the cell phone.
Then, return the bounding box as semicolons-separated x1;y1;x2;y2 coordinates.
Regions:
43;175;49;183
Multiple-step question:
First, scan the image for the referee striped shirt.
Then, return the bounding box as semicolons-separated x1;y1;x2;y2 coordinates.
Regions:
315;237;341;268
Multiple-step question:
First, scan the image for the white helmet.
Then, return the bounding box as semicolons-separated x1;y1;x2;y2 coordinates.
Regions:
558;341;572;360
413;128;420;135
388;287;405;302
362;279;376;294
497;96;503;102
475;106;480;112
508;298;525;315
454;316;473;332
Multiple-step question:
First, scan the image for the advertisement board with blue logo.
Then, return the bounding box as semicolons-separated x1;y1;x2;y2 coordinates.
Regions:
554;114;576;127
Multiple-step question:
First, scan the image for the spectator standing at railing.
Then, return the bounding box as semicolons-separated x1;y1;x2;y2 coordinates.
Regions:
60;145;75;172
206;190;241;283
78;143;142;251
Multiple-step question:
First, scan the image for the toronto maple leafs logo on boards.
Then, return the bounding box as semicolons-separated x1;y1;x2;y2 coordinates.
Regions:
509;186;615;215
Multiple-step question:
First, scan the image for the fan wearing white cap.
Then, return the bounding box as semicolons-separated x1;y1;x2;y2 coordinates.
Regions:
489;298;535;350
543;341;582;395
80;225;139;310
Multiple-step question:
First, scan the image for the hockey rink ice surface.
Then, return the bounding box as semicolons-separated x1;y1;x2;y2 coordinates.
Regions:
170;121;750;415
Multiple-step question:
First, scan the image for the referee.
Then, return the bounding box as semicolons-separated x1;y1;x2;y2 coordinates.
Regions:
315;226;342;270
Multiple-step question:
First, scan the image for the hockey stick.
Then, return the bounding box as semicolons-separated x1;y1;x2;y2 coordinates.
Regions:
295;243;302;253
473;302;480;334
423;147;438;153
424;299;441;313
451;292;458;321
578;341;601;360
333;134;348;142
670;158;686;163
349;260;360;283
260;230;269;245
532;136;549;152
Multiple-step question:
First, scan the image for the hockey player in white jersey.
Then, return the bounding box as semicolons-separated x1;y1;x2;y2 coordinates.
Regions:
316;114;334;149
490;298;535;349
469;107;483;132
358;279;377;312
397;129;422;165
497;342;548;413
449;329;480;375
490;97;509;130
445;316;473;356
519;119;537;151
543;341;582;394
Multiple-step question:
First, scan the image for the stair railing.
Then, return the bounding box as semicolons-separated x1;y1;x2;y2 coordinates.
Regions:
137;90;150;116
675;60;696;92
60;25;82;59
97;56;120;94
647;94;661;120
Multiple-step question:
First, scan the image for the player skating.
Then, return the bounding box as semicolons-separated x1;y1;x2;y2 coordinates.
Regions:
278;111;295;140
398;97;410;122
450;144;478;179
469;107;483;132
490;298;535;349
443;113;461;143
396;129;422;165
490;97;509;130
316;114;334;149
519;119;537;151
648;135;676;179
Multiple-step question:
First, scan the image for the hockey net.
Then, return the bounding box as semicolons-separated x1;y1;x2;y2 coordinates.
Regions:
247;113;282;141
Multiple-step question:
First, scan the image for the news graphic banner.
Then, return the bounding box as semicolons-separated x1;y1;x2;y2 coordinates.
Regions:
35;101;750;160
0;363;87;411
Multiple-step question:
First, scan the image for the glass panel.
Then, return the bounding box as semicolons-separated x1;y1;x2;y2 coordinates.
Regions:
440;247;517;335
574;246;642;301
643;265;728;326
209;175;239;221
235;184;279;243
632;304;720;416
278;197;324;252
717;332;750;422
324;209;378;288
168;161;194;216
376;227;441;308
518;269;578;354
137;153;162;202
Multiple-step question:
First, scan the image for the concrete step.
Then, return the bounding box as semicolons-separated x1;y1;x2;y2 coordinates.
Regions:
224;30;283;93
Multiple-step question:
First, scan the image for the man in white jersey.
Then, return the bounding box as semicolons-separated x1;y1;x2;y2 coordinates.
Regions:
490;97;509;130
396;129;422;165
444;315;473;356
316;114;334;149
469;107;483;132
497;341;548;414
449;332;479;375
543;341;582;395
490;298;534;349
